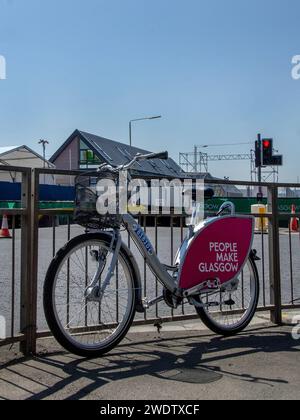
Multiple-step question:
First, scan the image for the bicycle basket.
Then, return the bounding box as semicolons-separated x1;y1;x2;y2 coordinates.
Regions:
74;171;121;229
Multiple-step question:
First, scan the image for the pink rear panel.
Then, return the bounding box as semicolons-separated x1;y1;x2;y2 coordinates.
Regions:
178;216;254;290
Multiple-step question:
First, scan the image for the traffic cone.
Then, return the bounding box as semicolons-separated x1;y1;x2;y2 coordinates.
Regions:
290;205;299;233
0;215;12;239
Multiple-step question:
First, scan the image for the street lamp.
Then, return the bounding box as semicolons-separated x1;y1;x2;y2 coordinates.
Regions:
38;139;49;184
129;115;162;147
38;139;49;167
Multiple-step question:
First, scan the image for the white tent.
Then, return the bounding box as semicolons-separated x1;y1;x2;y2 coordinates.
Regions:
0;145;56;184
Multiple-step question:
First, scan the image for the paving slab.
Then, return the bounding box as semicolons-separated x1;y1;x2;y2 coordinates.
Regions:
0;320;299;400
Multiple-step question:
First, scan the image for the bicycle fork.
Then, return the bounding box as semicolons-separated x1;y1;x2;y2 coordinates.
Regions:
85;230;122;302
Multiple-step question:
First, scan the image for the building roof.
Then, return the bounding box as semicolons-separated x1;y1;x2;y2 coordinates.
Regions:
50;130;185;178
0;145;55;167
0;146;22;155
187;172;216;180
186;172;243;196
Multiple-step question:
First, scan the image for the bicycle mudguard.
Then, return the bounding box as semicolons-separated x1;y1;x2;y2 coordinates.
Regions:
178;215;255;291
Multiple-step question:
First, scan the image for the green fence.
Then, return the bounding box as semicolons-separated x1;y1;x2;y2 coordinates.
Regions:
0;201;74;210
206;197;300;214
1;198;300;214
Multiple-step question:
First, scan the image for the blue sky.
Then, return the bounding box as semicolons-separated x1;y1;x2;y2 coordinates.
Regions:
0;0;300;181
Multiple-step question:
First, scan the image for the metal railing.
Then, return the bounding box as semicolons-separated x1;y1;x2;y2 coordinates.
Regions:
0;166;32;354
0;166;300;355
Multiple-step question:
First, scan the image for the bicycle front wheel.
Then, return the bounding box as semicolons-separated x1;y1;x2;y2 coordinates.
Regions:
196;255;259;336
44;233;137;357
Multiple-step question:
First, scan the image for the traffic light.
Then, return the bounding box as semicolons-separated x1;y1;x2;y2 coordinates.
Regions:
255;138;283;167
255;141;261;167
262;139;273;166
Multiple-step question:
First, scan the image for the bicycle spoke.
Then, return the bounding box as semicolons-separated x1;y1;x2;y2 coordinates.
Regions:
51;238;134;352
199;259;257;331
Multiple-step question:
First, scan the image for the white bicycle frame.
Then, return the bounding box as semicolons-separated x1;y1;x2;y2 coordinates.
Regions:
86;213;178;304
86;201;238;309
85;151;238;307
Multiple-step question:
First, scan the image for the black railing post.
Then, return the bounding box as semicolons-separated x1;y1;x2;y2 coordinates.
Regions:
20;169;33;354
268;185;282;324
20;169;39;355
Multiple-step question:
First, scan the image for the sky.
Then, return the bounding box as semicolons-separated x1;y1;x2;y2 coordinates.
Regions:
0;0;300;182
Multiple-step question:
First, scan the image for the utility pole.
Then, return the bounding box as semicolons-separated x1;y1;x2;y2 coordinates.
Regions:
194;146;198;172
38;139;49;184
257;133;262;198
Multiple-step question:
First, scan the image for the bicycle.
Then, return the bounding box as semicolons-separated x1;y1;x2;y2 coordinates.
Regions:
44;151;260;357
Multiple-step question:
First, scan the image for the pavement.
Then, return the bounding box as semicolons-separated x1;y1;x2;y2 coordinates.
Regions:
0;312;300;400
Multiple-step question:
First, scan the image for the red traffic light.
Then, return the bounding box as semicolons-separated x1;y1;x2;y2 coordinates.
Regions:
256;136;282;167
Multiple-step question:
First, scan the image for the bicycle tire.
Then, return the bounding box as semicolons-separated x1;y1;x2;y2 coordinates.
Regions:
44;232;139;358
196;255;260;336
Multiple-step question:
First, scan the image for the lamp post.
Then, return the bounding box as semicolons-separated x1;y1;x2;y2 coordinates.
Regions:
129;115;161;147
38;139;49;184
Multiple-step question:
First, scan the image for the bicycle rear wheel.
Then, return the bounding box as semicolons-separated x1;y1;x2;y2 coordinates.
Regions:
44;233;137;357
196;255;259;336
